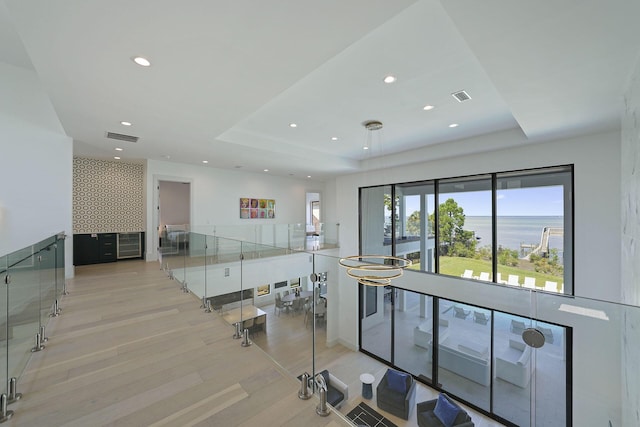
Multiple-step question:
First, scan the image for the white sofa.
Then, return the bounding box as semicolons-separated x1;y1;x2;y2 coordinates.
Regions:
495;338;532;388
439;338;491;386
413;319;449;349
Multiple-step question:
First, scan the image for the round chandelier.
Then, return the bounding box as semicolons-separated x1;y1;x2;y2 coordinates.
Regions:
339;255;413;286
339;120;413;286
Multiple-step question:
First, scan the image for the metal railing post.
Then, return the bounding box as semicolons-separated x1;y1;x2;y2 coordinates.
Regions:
315;373;330;416
241;328;252;347
0;394;13;422
233;322;243;339
298;372;312;400
7;378;21;404
31;331;45;352
39;325;48;343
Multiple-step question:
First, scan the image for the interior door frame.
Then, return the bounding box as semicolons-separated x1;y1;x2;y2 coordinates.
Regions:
151;174;193;262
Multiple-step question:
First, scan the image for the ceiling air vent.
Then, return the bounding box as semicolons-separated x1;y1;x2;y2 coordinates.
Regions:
106;132;139;143
452;90;471;102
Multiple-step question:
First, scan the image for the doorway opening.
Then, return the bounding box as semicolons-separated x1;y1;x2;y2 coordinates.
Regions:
306;192;321;250
157;180;191;255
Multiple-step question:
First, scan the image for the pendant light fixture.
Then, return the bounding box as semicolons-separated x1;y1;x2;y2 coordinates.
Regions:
339;120;413;286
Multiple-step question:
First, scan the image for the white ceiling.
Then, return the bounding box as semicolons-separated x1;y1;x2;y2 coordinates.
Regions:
3;0;639;180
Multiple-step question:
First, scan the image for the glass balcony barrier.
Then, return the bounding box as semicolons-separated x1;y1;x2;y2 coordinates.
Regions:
163;230;634;427
0;233;66;398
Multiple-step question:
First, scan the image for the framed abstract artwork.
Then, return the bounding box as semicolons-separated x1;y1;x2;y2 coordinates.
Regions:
240;198;275;219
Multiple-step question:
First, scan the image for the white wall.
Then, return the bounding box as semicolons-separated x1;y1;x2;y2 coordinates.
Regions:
0;61;73;276
333;129;623;425
145;159;325;261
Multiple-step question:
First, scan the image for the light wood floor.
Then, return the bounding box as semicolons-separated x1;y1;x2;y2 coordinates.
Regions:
7;260;347;427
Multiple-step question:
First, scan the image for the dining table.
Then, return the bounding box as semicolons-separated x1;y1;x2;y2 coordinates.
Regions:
280;290;314;302
222;304;267;333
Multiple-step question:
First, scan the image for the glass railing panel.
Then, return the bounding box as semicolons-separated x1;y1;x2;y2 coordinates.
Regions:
146;226;637;426
158;225;189;283
200;234;216;305
190;223;338;252
6;244;40;381
310;253;339;388
229;243;315;380
288;223;306;251
530;290;632;427
200;237;243;314
55;235;66;300
38;242;57;328
180;232;207;299
0;253;8;394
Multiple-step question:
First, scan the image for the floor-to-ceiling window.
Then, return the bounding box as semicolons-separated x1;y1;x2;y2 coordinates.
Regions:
492;313;568;427
362;289;570;426
437;298;492;411
359;165;573;291
496;167;572;293
437;175;493;280
393;290;434;381
396;182;435;273
358;165;573;426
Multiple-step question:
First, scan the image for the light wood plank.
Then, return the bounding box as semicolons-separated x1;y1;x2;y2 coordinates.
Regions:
7;261;346;427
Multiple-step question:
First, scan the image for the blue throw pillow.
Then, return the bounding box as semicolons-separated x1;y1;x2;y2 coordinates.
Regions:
386;369;408;394
434;394;460;427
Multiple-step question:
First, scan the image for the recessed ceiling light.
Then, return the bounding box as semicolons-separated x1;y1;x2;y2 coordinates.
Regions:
363;146;369;150
289;123;297;128
331;136;338;141
133;56;151;67
120;121;132;126
202;160;208;164
449;123;459;128
423;105;435;111
114;156;121;160
383;75;397;84
264;169;269;172
115;147;123;151
307;175;312;178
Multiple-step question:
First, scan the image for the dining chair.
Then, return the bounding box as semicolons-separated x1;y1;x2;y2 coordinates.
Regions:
275;294;288;316
315;301;327;326
291;298;304;315
252;315;266;335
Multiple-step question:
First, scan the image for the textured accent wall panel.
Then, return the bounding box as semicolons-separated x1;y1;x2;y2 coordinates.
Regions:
73;157;144;233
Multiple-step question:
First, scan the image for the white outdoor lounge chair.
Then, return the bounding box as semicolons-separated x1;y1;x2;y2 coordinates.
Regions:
508;275;520;286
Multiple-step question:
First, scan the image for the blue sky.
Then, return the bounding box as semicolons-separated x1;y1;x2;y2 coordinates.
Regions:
404;186;564;216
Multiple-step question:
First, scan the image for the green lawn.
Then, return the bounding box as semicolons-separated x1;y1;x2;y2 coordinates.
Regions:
409;256;563;287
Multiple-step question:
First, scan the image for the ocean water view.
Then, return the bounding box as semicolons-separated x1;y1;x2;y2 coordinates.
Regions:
464;216;564;251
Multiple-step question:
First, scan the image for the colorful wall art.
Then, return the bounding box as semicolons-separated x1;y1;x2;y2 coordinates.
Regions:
240;198;275;219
